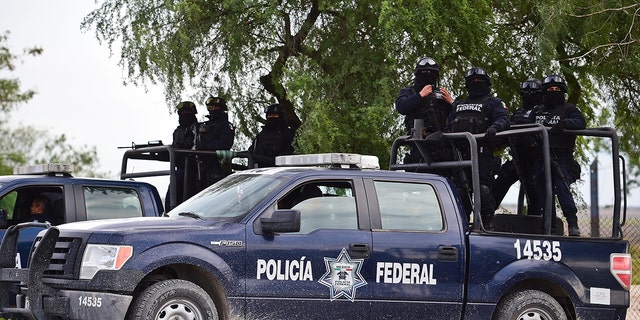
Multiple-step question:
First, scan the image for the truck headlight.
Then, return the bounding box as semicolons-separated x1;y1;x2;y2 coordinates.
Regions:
80;244;133;280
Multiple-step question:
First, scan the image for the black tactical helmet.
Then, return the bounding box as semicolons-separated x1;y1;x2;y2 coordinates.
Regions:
176;101;197;114
264;103;284;115
542;74;568;93
413;56;440;76
465;67;491;85
520;78;542;95
205;96;228;111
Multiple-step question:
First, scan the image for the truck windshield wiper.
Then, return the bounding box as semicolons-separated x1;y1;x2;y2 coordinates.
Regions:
178;211;203;220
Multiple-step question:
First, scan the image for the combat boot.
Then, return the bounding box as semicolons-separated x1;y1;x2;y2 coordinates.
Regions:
566;215;580;237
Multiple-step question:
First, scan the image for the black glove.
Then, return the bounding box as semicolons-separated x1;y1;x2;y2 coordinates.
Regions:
485;127;497;139
550;121;566;134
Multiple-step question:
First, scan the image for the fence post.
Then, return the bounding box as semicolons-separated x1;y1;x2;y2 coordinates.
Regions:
590;158;599;237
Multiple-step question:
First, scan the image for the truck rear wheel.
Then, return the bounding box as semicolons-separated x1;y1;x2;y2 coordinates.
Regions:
128;279;218;320
494;289;567;320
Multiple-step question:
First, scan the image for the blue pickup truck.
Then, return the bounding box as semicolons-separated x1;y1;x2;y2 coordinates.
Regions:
0;127;632;320
0;163;164;268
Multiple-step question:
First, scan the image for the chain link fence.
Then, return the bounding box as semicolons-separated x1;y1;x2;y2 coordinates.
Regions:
621;216;639;319
573;209;638;318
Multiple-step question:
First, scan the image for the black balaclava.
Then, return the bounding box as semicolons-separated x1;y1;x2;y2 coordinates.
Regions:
208;109;225;121
522;92;543;110
414;70;438;91
265;116;286;130
543;91;566;106
466;79;491;98
178;113;197;127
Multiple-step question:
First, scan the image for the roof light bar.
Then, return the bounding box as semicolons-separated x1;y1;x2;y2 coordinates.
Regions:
275;153;380;169
13;163;74;175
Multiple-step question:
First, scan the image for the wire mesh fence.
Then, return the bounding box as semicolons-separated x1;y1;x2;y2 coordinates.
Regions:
575;209;639;318
621;216;639;319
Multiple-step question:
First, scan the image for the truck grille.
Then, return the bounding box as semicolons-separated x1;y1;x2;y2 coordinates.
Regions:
32;236;83;279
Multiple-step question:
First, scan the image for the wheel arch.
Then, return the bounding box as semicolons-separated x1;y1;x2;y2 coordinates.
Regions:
134;263;231;320
495;278;576;320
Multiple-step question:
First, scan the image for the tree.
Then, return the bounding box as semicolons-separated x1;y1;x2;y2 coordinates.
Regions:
0;32;102;176
81;0;640;179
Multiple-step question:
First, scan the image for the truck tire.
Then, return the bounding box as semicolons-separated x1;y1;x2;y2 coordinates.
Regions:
494;289;567;320
128;279;218;320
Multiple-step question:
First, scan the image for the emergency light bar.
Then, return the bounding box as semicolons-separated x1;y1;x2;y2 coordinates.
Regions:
13;163;74;176
275;153;380;169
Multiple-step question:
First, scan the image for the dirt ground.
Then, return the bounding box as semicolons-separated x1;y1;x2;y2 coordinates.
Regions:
630;285;639;317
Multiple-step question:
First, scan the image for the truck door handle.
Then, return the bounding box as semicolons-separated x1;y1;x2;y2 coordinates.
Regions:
349;243;370;259
438;246;458;262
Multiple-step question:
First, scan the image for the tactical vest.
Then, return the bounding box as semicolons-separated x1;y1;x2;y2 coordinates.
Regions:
534;103;576;151
195;120;233;151
511;107;536;125
254;130;286;158
449;96;491;134
404;88;450;134
172;124;196;149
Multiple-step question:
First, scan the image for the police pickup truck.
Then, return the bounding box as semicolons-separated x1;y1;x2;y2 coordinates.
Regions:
0;163;164;268
0;126;632;320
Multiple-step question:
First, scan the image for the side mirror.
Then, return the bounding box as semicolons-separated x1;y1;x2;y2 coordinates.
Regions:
0;209;7;229
261;210;300;234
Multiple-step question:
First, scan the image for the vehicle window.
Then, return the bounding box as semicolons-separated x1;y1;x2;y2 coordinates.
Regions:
1;187;65;226
374;181;444;231
279;181;357;234
0;191;18;225
168;173;285;220
83;186;143;220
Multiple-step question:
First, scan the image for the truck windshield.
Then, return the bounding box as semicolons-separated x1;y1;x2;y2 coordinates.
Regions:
166;173;285;220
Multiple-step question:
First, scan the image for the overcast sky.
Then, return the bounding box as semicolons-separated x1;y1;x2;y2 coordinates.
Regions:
1;1;176;175
1;1;638;207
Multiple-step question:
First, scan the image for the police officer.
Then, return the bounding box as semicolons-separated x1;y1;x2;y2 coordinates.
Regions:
194;96;235;191
167;101;199;209
248;103;295;168
395;56;454;166
446;67;510;229
533;74;586;236
492;78;542;212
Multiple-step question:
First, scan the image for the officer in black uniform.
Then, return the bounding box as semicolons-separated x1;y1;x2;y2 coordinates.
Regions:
492;78;542;212
166;101;199;209
395;56;454;167
194;96;235;191
248;103;295;168
446;67;510;229
533;74;586;236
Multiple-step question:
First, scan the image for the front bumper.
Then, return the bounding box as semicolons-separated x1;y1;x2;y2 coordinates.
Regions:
1;226;134;319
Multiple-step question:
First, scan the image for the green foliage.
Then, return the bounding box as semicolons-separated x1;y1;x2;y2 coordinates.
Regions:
0;123;103;177
632;243;640;285
0;32;103;177
81;0;640;179
0;31;41;114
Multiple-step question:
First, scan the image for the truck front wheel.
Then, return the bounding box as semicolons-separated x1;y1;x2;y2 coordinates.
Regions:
494;289;567;320
128;279;218;320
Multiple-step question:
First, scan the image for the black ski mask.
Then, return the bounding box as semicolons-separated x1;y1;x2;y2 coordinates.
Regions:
208;109;225;121
414;72;438;91
543;92;565;106
466;80;491;98
178;114;197;127
265;116;286;131
522;93;543;110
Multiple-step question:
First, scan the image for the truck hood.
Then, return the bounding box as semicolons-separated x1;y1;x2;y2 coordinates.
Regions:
56;216;230;232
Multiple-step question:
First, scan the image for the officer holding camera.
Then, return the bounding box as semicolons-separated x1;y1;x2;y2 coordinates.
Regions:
395;56;454;166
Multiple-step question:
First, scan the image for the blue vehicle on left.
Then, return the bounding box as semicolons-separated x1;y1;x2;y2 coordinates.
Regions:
0;163;164;268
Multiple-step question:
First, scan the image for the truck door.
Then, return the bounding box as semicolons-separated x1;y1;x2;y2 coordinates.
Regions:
365;179;466;319
245;178;373;319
